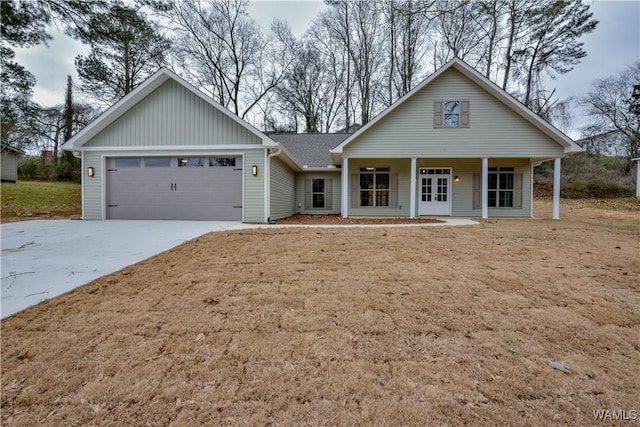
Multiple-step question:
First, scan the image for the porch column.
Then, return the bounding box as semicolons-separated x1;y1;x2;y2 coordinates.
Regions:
409;157;417;218
482;157;489;219
553;157;561;219
341;157;349;218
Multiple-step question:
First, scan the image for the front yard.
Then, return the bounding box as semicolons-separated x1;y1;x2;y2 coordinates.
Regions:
1;201;639;425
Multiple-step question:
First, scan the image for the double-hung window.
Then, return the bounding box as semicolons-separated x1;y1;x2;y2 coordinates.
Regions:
304;178;332;210
434;100;470;128
444;101;460;127
312;179;325;208
488;167;515;207
359;167;390;207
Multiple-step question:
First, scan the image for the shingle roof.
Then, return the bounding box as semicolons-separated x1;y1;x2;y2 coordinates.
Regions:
268;133;351;168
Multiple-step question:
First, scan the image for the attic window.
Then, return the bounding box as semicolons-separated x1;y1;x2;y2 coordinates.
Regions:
444;101;460;127
434;100;470;128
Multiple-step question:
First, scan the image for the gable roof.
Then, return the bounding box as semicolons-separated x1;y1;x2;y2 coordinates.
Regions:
331;58;581;158
63;68;275;151
269;133;350;168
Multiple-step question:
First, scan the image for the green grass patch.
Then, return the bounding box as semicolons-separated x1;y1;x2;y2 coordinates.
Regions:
1;181;81;207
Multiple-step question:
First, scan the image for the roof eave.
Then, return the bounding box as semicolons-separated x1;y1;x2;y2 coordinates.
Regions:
300;166;341;172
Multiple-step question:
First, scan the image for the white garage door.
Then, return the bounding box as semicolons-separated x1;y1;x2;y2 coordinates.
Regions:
106;156;243;220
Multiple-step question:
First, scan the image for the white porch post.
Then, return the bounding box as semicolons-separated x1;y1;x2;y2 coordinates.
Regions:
409;157;417;218
341;157;349;218
482;157;489;219
553;157;561;219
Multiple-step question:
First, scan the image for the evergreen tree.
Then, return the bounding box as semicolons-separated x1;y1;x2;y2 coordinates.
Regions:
74;3;170;105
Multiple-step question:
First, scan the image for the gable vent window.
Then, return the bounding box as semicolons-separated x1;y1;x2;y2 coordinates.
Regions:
434;100;470;128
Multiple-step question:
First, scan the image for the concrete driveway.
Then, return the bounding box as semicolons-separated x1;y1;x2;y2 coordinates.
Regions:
1;220;250;319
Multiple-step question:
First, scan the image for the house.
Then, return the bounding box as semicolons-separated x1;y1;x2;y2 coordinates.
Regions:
1;145;25;182
577;130;628;156
63;58;580;221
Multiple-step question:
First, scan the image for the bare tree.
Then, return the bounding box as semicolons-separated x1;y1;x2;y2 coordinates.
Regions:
147;0;293;119
382;0;434;105
276;47;345;133
433;0;485;68
34;102;97;163
305;20;347;132
582;63;640;157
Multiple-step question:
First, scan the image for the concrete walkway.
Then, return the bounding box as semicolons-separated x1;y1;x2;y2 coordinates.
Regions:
1;218;477;319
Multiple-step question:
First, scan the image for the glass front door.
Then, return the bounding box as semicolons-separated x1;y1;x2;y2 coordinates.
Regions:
419;168;451;215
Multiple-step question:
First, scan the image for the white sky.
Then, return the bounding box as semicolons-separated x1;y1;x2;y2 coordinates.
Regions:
13;0;640;138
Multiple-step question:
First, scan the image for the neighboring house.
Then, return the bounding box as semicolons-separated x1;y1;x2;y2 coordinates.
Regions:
1;145;25;183
577;130;628;156
63;58;580;221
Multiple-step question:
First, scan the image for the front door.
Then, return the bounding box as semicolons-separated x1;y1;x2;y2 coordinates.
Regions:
419;168;451;215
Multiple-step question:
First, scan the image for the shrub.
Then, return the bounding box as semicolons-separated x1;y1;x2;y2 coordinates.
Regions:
18;156;81;182
534;153;636;198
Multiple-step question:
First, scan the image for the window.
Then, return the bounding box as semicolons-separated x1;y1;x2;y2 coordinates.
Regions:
209;157;236;167
434;100;470;128
359;167;390;207
488;167;514;207
178;157;204;167
444;101;460;127
115;158;140;168
144;158;171;167
304;178;332;209
312;179;325;208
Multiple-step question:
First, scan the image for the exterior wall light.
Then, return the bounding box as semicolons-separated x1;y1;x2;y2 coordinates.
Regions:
252;165;258;176
454;175;460;183
88;167;95;177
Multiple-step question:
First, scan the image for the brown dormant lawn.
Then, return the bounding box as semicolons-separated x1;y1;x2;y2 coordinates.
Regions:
2;201;639;426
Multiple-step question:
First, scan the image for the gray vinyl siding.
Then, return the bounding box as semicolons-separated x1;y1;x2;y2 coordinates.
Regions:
344;68;564;159
85;80;261;147
295;171;341;215
81;148;267;221
269;156;295;220
417;158;531;218
82;151;104;219
243;149;267;222
348;158;410;217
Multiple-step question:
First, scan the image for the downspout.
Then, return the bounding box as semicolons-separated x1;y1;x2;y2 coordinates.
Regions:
266;146;282;224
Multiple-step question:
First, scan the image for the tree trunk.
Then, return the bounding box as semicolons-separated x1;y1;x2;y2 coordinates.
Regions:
63;75;75;164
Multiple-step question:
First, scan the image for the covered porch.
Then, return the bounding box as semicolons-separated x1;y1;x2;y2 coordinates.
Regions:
340;157;563;219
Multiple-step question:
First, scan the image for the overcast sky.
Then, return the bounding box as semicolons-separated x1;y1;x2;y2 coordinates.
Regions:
13;0;640;137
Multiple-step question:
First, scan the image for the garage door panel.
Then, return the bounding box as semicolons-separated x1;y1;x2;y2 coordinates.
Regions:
107;156;243;220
